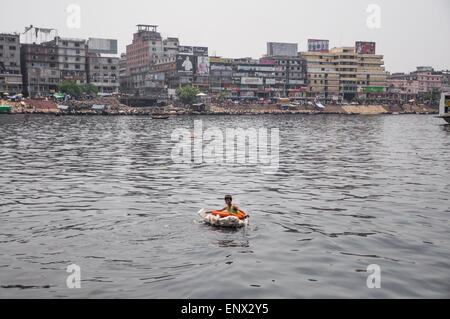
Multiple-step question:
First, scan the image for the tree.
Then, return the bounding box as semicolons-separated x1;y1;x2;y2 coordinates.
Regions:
81;83;99;96
218;91;227;102
176;86;200;106
58;80;82;98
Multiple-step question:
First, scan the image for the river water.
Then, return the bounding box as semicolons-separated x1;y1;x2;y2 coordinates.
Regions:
0;114;449;298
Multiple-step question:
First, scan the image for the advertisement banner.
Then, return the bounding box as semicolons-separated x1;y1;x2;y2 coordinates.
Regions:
363;86;384;93
238;66;275;72
210;57;231;64
211;65;232;71
267;42;298;57
88;38;118;54
355;42;376;54
308;39;329;52
176;55;196;75
265;79;276;85
241;77;263;85
179;46;193;55
196;56;210;76
193;47;208;56
259;59;275;65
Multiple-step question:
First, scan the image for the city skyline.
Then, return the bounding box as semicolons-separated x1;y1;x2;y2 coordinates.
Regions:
1;0;449;74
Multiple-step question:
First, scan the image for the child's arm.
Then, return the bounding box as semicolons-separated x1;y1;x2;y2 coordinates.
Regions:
206;207;227;214
234;206;247;216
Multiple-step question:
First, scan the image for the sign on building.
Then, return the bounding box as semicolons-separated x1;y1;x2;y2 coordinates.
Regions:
197;56;210;76
193;47;208;56
88;38;118;54
176;55;196;75
267;42;298;57
355;42;376;54
241;77;263;85
308;39;329;52
178;46;193;55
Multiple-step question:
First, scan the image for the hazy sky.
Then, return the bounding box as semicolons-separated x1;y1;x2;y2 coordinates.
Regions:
1;0;449;73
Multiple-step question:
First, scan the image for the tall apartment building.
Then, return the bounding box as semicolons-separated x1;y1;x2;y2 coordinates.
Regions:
126;25;162;77
20;42;60;98
300;51;340;100
327;46;386;101
267;56;307;98
163;38;179;57
44;37;87;84
86;54;119;93
356;51;387;96
58;37;87;84
119;53;129;93
0;33;22;94
329;47;358;100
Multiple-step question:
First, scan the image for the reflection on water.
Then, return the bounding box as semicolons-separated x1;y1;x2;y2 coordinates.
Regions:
0;114;449;298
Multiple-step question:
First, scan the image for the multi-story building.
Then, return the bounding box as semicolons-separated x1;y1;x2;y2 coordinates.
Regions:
329;47;358;100
163;38;179;57
267;56;307;99
0;33;22;94
326;46;387;101
356;51;387;99
126;25;163;78
86;54;119;93
208;57;233;96
416;71;442;94
45;37;87;84
20;42;60;97
119;53;129;93
300;51;340;100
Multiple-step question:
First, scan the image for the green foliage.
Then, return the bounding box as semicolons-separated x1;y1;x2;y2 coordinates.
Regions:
57;80;82;98
218;91;227;102
81;83;99;96
176;86;201;105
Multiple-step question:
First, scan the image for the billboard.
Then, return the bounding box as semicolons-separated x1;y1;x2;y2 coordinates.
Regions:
241;77;263;85
211;65;232;71
355;42;376;54
308;39;329;52
178;46;193;55
210;57;231;64
193;47;208;56
197;56;210;76
88;38;118;54
359;86;384;93
259;59;275;65
267;42;298;57
176;55;196;75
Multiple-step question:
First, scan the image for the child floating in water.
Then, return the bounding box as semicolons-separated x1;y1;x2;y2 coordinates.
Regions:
206;195;247;219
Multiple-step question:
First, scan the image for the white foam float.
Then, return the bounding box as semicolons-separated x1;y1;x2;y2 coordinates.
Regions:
197;209;249;228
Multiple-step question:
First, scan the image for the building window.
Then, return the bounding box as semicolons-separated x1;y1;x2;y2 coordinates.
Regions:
9;46;16;50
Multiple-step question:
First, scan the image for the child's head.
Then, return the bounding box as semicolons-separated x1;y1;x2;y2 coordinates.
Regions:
225;195;232;205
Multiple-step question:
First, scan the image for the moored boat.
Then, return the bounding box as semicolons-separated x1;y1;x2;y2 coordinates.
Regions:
439;92;450;124
152;114;169;119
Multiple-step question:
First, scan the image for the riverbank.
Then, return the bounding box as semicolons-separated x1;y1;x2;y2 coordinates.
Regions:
0;97;439;116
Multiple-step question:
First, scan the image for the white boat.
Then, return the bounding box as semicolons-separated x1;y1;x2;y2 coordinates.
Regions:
198;209;249;228
439;92;450;124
